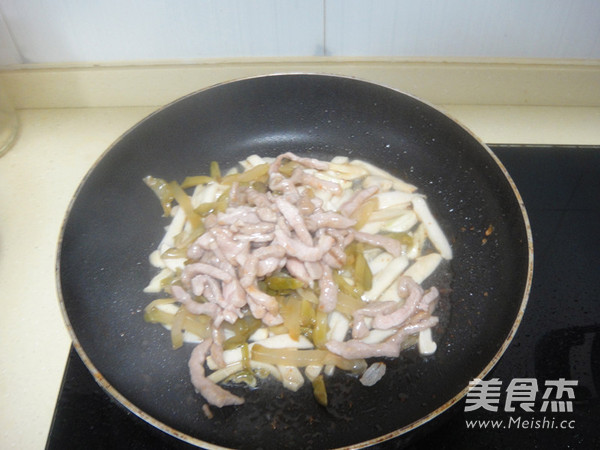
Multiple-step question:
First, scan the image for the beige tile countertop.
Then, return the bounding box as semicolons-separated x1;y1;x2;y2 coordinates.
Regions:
0;58;599;449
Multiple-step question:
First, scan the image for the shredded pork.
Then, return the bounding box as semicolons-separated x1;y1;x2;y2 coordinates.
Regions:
144;152;452;409
189;339;245;407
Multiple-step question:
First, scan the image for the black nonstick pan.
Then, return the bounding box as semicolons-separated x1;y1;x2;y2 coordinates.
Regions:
57;74;532;449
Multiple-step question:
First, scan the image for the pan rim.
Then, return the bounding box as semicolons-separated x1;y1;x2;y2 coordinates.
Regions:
55;72;534;449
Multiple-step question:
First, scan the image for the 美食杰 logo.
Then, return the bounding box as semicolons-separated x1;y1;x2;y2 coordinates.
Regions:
463;378;578;430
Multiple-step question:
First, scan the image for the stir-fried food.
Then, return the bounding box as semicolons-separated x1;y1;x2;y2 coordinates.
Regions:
143;152;452;409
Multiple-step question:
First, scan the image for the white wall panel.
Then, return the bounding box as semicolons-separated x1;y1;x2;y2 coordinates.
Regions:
0;9;21;64
325;0;600;59
1;0;599;65
0;0;324;64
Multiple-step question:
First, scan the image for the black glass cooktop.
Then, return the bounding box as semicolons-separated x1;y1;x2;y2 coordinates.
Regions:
46;145;600;450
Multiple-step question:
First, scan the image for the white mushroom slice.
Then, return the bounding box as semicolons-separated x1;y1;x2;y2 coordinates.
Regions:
313;171;352;190
411;196;453;260
157;206;186;256
378;252;442;302
143;267;172;293
207;347;243;370
363;247;383;264
367;205;412;223
328;311;350;342
149;249;164;268
154;302;179;315
248;327;269;342
363;256;409;301
164;257;187;273
376;191;420;210
330;156;349;164
182;331;204;344
305;365;323;382
406;223;427;260
278;365;305;391
322;183;353;211
312;188;333;209
256;334;313;349
323;364;336;376
327;162;369;180
350;159;417;192
361;329;396;344
245;154;269;168
366;251;394;277
378;279;404;302
360;362;387;386
359;221;384;234
380;211;419;233
403;253;443;284
418;328;437;355
221;347;245;366
362;175;393;192
191;181;218;207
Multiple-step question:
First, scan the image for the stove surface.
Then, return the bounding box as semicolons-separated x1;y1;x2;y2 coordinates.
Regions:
46;145;600;450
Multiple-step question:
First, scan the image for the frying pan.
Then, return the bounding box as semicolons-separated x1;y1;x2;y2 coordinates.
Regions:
57;74;532;449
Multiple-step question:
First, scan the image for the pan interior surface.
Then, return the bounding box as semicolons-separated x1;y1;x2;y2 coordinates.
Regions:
58;74;531;449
